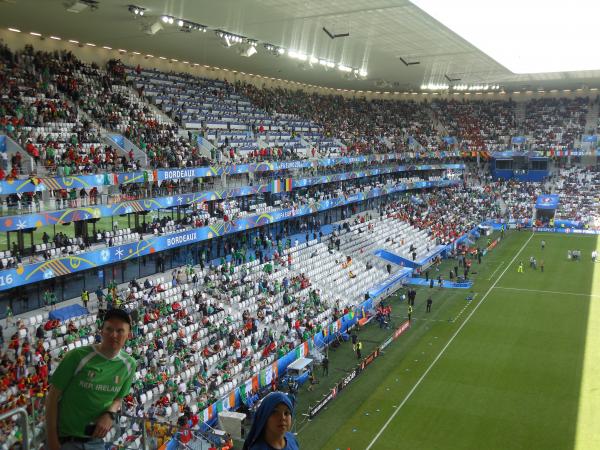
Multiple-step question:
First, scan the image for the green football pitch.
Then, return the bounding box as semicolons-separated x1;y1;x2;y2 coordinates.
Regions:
294;231;600;450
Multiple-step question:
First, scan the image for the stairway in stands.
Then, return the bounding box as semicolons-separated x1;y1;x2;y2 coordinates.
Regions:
584;100;599;134
515;100;527;135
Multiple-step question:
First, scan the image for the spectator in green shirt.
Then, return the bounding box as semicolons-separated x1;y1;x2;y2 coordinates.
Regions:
46;309;136;450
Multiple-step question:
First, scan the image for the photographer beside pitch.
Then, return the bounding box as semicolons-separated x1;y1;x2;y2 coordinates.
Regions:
46;309;136;450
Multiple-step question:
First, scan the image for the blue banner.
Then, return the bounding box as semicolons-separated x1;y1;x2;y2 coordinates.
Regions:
0;179;459;291
367;268;412;299
0;155;465;195
533;227;600;235
0;164;464;232
0;135;6;153
553;219;584;229
582;135;598;143
535;194;559;210
511;136;527;144
0;172;148;195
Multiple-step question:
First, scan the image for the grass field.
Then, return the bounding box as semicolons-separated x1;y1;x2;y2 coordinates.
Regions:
294;231;600;450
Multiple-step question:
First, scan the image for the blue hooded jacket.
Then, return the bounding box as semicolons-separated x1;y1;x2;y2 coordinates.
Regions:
242;392;299;450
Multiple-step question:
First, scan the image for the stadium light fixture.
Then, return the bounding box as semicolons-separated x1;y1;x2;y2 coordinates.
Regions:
8;28;21;33
217;31;245;47
288;50;307;61
128;5;145;16
410;0;600;73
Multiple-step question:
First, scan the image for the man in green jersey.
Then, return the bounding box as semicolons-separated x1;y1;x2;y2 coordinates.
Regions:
46;309;136;450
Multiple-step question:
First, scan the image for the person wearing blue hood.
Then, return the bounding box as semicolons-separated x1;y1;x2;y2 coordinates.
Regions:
243;391;299;450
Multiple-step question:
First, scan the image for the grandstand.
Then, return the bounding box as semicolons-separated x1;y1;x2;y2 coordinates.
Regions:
0;1;599;450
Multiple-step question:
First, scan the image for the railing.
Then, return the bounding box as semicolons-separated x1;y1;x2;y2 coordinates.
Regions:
0;398;219;450
0;407;30;450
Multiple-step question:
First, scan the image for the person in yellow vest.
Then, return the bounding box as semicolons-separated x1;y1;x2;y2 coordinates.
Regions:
81;289;89;310
517;261;524;273
408;304;413;322
356;340;363;359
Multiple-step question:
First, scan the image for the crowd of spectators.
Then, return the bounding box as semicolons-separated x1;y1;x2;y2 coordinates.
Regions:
432;99;518;152
0;44;117;176
522;97;589;150
2;41;599;181
241;84;442;154
554;166;600;227
496;179;546;222
383;185;499;245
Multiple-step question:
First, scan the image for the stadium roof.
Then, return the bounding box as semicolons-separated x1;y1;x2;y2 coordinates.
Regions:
2;0;599;93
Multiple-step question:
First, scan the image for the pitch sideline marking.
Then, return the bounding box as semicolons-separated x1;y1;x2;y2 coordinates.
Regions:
487;260;504;280
365;233;534;450
452;292;477;323
493;286;600;298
